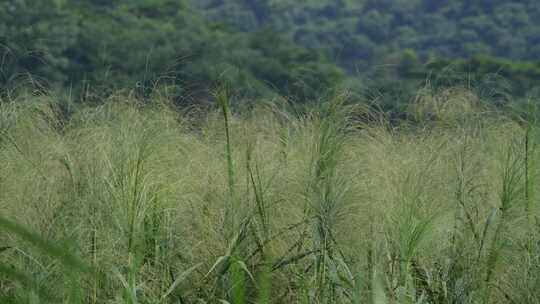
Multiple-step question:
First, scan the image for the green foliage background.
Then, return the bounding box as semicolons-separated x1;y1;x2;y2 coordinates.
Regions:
2;0;540;110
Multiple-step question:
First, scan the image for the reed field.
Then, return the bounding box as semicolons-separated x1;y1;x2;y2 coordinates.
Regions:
2;88;540;304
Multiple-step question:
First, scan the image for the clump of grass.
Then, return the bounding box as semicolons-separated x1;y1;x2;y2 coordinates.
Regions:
2;88;540;304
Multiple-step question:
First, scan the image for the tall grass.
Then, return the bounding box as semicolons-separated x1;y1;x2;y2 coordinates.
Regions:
1;88;540;303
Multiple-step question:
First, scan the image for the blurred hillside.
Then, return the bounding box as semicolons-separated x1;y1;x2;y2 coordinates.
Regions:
1;0;540;111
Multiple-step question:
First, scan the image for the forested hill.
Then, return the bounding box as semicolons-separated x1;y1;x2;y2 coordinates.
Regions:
1;0;540;109
193;0;540;67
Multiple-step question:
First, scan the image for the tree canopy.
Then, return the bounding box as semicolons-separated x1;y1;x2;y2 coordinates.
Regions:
1;0;540;110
